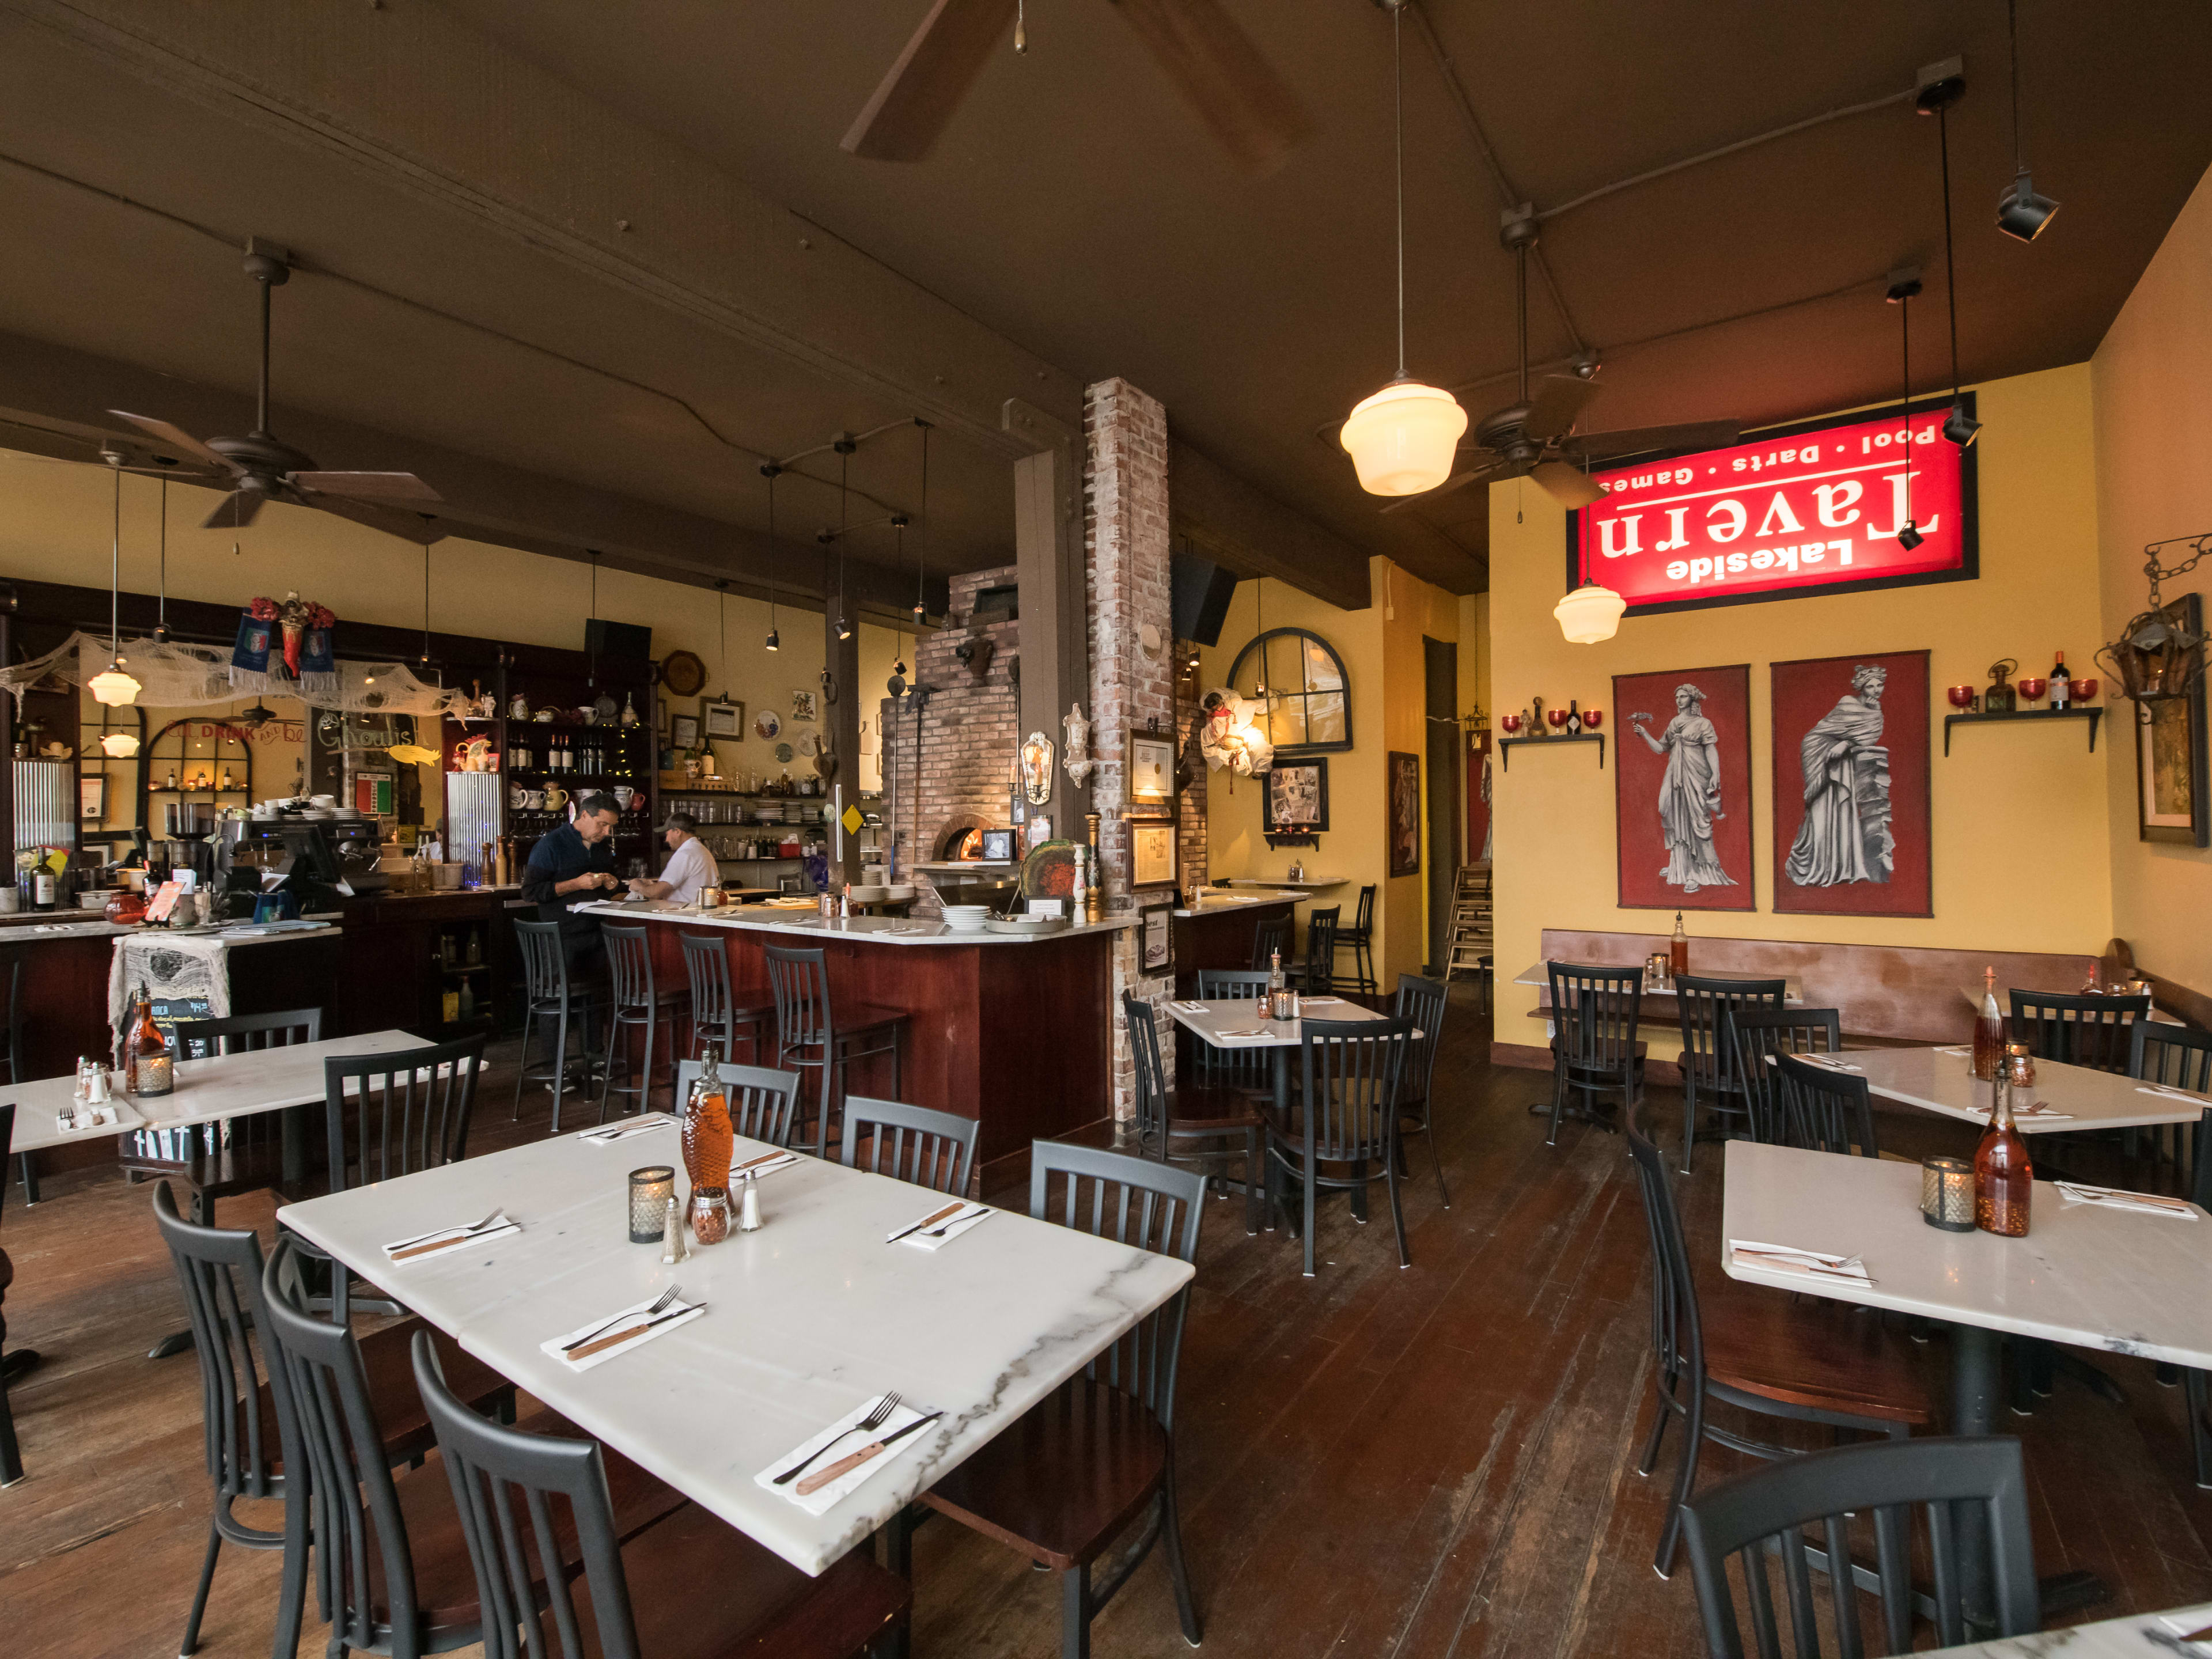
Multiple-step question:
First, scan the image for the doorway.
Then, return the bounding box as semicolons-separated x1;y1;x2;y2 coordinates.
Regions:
1423;637;1459;976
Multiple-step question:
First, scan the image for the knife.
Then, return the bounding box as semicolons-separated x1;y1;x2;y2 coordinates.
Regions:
887;1201;965;1244
565;1303;703;1361
793;1411;945;1497
734;1149;794;1175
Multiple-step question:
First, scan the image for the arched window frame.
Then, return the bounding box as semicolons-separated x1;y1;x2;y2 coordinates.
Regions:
1225;627;1354;754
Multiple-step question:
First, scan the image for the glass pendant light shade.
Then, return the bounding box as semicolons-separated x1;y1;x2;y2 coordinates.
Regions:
1341;380;1468;496
88;662;142;705
1553;580;1627;645
99;730;141;757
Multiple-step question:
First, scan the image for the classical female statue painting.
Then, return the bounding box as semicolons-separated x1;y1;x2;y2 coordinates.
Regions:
1613;664;1754;910
1771;650;1931;916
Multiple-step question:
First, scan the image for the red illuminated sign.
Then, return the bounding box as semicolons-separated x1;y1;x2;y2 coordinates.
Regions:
1566;396;1978;613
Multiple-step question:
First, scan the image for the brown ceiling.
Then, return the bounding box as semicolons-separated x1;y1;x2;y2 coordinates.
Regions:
0;1;2207;603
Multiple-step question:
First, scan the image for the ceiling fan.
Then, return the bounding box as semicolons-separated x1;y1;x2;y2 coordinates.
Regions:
1386;210;1738;514
843;0;1310;175
109;240;447;543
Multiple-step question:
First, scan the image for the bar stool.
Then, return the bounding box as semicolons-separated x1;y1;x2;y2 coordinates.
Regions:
512;918;602;1132
680;930;777;1066
1302;905;1340;995
1331;884;1378;997
599;921;690;1120
764;944;908;1158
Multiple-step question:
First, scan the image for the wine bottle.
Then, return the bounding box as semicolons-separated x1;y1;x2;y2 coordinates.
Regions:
1670;911;1689;978
1974;1065;2032;1237
1972;966;2006;1081
1566;699;1582;737
2049;649;2071;711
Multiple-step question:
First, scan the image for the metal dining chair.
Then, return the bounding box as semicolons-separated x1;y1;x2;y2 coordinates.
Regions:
1263;1015;1416;1276
1250;916;1290;972
512;917;601;1131
671;1056;804;1148
1302;905;1340;995
411;1332;909;1659
679;929;774;1066
158;1007;324;1225
764;944;908;1158
1193;968;1274;1101
1;951;35;1205
1545;961;1645;1143
840;1095;979;1197
1727;1007;1843;1145
900;1143;1205;1659
2138;1022;2212;1486
1332;885;1378;997
599;921;690;1119
0;1102;21;1486
1682;1436;2039;1657
1675;976;1787;1171
1124;992;1261;1234
1392;973;1450;1209
1773;1052;1880;1157
2008;989;2150;1074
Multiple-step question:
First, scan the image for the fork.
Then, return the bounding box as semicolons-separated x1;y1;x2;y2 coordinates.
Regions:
562;1285;681;1353
386;1209;502;1253
774;1392;902;1486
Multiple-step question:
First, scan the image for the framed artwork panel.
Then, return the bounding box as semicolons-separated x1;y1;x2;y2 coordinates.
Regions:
1612;664;1755;911
1128;730;1176;807
1138;902;1174;975
1130;818;1178;889
1387;752;1420;878
1770;649;1931;917
703;700;744;740
1263;757;1329;833
2135;594;2210;846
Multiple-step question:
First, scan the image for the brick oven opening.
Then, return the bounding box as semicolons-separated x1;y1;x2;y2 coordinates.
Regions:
933;812;994;861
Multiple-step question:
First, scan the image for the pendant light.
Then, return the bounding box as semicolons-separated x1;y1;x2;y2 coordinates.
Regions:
87;460;141;706
1339;0;1467;496
713;579;736;703
834;437;855;642
891;514;913;669
100;728;139;757
1917;71;1981;447
762;463;782;651
1888;267;1926;551
912;423;930;626
1995;0;2059;241
418;519;438;673
152;475;172;642
1553;580;1627;645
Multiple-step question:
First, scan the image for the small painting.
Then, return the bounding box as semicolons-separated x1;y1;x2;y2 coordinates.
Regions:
1138;902;1174;974
1263;757;1330;833
1387;752;1421;877
703;699;744;740
1612;664;1755;912
1770;649;1931;917
671;713;700;750
790;690;818;723
2135;595;2210;846
1131;819;1178;889
753;709;782;741
1128;730;1176;807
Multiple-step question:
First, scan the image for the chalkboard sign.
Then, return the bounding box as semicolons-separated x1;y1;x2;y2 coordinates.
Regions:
150;995;217;1058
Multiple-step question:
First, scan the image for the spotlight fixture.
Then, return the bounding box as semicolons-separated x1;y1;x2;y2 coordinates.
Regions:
1886;266;1925;552
766;627;780;653
1995;0;2059;240
1916;63;1982;449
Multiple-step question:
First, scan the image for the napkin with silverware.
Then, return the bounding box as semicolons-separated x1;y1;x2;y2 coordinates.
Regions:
381;1211;519;1263
2055;1183;2199;1219
1166;1000;1208;1014
543;1293;707;1372
756;1394;935;1515
1804;1056;1865;1072
888;1199;990;1252
1728;1238;1876;1283
1215;1027;1274;1040
730;1149;802;1180
579;1113;676;1145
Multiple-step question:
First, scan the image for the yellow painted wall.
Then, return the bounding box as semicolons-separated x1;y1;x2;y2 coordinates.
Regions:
2092;163;2212;994
1488;363;2112;1059
1202;555;1461;987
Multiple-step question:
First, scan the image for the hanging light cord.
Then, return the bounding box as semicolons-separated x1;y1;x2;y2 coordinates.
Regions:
839;447;850;631
2007;0;2024;171
1899;290;1913;525
157;475;168;635
108;463;122;662
422;536;433;663
914;422;929;620
1392;0;1407;381
1938;105;1960;398
764;465;780;632
718;581;728;690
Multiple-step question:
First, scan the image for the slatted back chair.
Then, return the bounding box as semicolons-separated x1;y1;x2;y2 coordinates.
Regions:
680;930;770;1066
1125;993;1260;1233
0;1101;17;1484
1273;1016;1416;1274
512;917;598;1131
1194;968;1274;1094
161;1007;324;1223
325;1035;487;1194
2137;1022;2212;1486
1249;916;1290;972
1728;1007;1843;1146
1393;973;1450;1209
671;1058;802;1149
1302;906;1340;994
841;1096;977;1196
1675;976;1788;1172
1124;992;1175;1158
1;953;31;1207
600;921;686;1118
1774;1052;1880;1157
1681;1435;2039;1658
1545;961;1645;1145
2009;989;2150;1074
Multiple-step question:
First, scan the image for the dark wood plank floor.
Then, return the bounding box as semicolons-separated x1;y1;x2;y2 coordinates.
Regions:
5;995;2210;1656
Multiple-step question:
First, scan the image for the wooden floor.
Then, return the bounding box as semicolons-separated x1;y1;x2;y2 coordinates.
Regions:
5;996;2212;1657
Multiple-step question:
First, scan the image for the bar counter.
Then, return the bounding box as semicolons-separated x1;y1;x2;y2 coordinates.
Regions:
577;900;1134;1180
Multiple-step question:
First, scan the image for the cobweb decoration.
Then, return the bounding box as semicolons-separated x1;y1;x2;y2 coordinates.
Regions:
0;631;469;717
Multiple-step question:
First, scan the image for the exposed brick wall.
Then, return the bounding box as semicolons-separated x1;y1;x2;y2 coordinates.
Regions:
1176;671;1208;887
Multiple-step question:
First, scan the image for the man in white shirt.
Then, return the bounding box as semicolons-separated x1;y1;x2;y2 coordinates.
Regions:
627;811;715;904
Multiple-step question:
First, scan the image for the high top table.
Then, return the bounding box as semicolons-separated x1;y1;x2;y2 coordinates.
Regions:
278;1123;1194;1578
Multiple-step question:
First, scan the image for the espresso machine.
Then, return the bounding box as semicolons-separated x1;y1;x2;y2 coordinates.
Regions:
160;801;218;891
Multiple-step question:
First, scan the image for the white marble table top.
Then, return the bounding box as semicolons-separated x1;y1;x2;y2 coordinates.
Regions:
10;1029;422;1152
575;898;1134;946
1921;1600;2212;1656
1721;1141;2212;1370
1512;960;1805;1003
278;1127;1194;1577
1169;890;1303;917
1163;996;1395;1050
1841;1046;2211;1134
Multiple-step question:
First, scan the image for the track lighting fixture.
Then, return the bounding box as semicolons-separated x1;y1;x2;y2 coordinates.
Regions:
1887;266;1924;552
1916;65;1982;450
1996;0;2059;240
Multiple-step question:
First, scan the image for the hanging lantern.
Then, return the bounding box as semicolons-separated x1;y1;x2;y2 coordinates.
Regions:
2096;535;2207;702
1341;381;1469;496
88;661;142;704
1554;579;1628;645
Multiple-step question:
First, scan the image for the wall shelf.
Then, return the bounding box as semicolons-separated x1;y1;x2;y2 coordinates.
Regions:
1499;733;1605;771
1942;707;2103;756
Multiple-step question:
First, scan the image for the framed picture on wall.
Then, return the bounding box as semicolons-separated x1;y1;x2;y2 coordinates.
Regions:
1387;752;1421;877
1612;664;1755;911
1262;757;1328;833
1138;900;1174;975
1128;731;1176;808
671;713;700;750
1130;818;1178;889
2134;593;2210;846
1770;649;1932;917
702;699;744;740
790;690;818;723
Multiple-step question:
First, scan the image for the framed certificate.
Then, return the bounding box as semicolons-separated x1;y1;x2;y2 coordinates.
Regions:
1130;817;1177;889
1128;730;1176;809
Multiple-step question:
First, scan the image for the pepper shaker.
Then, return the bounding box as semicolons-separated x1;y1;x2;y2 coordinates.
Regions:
660;1194;690;1264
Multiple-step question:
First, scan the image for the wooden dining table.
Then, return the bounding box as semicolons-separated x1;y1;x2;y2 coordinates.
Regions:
276;1120;1194;1577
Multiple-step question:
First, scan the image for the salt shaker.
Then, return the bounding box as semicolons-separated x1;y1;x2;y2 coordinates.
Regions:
660;1194;690;1264
739;1167;762;1233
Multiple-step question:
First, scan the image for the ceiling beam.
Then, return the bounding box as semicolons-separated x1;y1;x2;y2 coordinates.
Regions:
1169;438;1371;613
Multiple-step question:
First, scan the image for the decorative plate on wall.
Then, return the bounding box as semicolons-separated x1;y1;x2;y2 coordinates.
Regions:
796;732;820;757
660;650;707;698
774;742;794;763
754;710;782;740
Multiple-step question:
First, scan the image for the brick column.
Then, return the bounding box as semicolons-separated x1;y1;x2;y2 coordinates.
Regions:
1084;377;1176;1120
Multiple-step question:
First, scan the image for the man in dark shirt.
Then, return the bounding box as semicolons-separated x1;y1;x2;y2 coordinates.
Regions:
522;793;622;976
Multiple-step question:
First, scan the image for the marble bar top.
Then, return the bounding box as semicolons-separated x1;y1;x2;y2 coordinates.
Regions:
1721;1141;2212;1370
575;897;1135;946
278;1125;1194;1576
0;917;342;946
1171;890;1303;918
12;1029;421;1153
1844;1044;2211;1133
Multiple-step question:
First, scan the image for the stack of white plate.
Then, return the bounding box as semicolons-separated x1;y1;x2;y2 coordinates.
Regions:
939;904;991;933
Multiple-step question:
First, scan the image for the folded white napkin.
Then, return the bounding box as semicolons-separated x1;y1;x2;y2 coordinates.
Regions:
579;1113;675;1145
756;1394;932;1516
1215;1027;1274;1040
1166;1000;1208;1014
2055;1183;2199;1219
2154;1612;2212;1649
1300;995;1347;1006
1804;1056;1865;1072
58;1103;125;1132
890;1200;991;1252
729;1149;802;1180
543;1294;707;1372
382;1211;520;1262
1728;1238;1875;1283
1934;1046;1971;1057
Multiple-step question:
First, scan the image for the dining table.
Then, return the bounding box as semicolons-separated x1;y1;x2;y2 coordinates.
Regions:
1920;1599;2212;1656
1722;1140;2212;1631
1821;1044;2212;1137
275;1119;1195;1578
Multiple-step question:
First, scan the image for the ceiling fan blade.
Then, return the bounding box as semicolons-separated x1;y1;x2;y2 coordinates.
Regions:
1378;462;1510;514
109;411;236;473
310;493;449;543
202;489;266;531
841;0;1019;161
1560;419;1741;464
1114;0;1313;175
1521;376;1603;442
1531;461;1605;510
291;470;443;504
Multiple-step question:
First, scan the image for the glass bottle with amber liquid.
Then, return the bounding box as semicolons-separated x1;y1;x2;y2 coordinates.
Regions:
680;1046;733;1230
1971;966;2006;1082
1974;1059;2032;1237
1670;911;1690;979
132;986;175;1099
